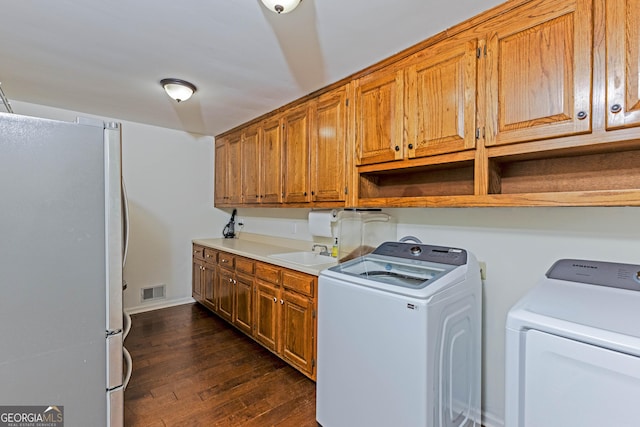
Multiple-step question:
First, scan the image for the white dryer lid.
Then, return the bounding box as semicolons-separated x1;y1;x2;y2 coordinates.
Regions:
507;259;640;356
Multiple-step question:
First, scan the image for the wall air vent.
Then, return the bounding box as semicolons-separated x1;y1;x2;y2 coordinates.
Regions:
141;284;166;302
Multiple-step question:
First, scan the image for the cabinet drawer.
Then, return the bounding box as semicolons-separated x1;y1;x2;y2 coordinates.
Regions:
282;269;315;297
218;252;235;270
193;245;205;260
236;257;255;275
256;262;281;285
204;248;217;265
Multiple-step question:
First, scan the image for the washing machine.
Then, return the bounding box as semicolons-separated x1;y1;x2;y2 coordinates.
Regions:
505;259;640;427
316;241;482;427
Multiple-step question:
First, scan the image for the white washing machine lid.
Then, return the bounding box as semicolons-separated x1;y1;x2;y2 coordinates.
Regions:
322;241;476;299
507;259;640;356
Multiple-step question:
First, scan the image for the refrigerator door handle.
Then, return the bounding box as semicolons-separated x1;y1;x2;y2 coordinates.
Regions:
123;346;133;389
122;180;130;269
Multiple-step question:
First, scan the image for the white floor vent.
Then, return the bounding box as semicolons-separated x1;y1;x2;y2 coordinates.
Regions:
141;284;166;302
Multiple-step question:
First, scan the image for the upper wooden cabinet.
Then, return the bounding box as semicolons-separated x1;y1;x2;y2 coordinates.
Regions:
260;117;283;204
241;125;261;204
354;66;405;165
406;37;479;157
605;0;640;130
215;0;640;208
213;138;227;206
283;103;313;203
482;0;593;146
311;85;349;202
214;131;242;206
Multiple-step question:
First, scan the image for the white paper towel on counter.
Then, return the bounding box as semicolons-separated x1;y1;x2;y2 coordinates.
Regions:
308;210;337;238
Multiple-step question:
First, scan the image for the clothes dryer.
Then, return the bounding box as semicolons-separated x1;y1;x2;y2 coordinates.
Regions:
505;259;640;427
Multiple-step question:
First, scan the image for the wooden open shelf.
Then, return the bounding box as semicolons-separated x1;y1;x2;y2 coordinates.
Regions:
358;160;475;199
488;148;640;195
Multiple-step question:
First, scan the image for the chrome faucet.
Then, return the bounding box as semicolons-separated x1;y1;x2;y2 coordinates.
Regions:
312;244;330;256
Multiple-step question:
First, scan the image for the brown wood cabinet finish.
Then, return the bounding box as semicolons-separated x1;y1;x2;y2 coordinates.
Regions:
311;85;349;202
214;132;242;206
192;245;317;379
483;0;593;146
605;0;640;130
406;38;479;157
214;0;640;207
260;117;284;204
283;104;313;204
241;125;261;204
354;66;405;165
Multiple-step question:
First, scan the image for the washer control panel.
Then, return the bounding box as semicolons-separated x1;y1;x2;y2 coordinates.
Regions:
372;242;467;266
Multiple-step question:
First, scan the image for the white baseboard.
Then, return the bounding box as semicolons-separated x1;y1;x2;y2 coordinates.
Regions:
125;297;196;314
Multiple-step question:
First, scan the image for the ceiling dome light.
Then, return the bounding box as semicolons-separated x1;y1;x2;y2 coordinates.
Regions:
260;0;302;14
160;78;197;102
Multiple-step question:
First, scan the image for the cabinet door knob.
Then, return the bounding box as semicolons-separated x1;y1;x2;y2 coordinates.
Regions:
303;191;307;196
273;297;277;302
408;143;414;149
611;104;622;113
280;299;284;305
394;145;400;151
576;111;588;120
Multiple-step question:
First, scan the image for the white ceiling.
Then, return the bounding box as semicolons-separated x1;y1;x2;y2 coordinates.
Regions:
1;0;504;136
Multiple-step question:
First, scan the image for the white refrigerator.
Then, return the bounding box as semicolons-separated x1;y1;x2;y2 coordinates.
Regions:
0;112;131;426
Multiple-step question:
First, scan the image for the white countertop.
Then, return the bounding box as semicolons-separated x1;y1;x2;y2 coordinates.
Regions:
193;233;337;276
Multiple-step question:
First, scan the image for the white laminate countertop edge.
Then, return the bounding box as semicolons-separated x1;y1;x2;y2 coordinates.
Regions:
192;234;337;276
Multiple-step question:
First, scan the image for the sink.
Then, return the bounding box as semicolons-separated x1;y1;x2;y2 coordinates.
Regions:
268;251;336;267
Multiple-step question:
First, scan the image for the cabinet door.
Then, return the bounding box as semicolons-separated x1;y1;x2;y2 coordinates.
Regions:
606;0;640;130
312;86;347;202
484;0;592;146
234;273;253;335
226;132;243;204
192;259;204;301
241;125;261;204
203;263;216;310
406;38;478;157
261;117;283;204
254;282;279;352
354;67;404;165
214;137;228;206
217;269;234;322
281;290;315;376
283;104;312;203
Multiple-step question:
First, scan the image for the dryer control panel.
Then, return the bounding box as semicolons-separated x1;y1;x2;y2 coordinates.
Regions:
547;259;640;291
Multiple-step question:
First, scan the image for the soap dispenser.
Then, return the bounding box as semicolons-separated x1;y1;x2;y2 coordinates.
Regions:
331;237;339;258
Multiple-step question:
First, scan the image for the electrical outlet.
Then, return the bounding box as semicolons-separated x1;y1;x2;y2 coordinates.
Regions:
479;262;487;280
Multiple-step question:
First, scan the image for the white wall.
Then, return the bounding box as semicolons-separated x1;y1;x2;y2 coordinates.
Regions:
12;101;229;312
234;206;640;427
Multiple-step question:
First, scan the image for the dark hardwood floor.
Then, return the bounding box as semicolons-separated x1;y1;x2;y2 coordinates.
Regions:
124;303;317;427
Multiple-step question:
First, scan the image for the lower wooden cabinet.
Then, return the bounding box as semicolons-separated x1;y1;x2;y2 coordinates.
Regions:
192;245;206;302
192;244;317;380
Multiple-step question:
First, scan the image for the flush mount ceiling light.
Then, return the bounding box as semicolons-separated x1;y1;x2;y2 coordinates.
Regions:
260;0;302;14
160;78;197;102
